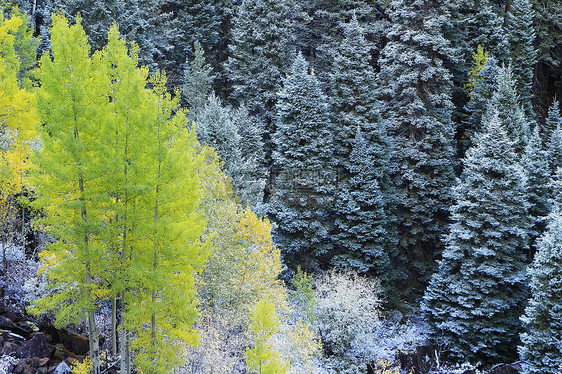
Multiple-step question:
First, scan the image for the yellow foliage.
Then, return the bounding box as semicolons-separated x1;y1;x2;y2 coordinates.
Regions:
465;45;488;97
0;12;37;197
70;356;91;374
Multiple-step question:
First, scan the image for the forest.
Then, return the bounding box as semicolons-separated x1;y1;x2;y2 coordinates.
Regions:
0;0;561;373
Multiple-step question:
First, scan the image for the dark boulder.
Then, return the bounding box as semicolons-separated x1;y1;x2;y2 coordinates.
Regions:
17;333;50;358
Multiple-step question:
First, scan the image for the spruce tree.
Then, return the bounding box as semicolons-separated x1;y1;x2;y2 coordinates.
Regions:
270;53;335;271
423;113;530;365
332;128;393;293
530;0;562;67
462;53;500;153
182;40;214;121
506;0;537;119
376;0;457;281
196;92;242;178
446;0;509;122
546;100;562;173
486;64;530;153
297;0;378;84
519;205;562;374
231;105;267;214
523;126;551;254
226;0;296;123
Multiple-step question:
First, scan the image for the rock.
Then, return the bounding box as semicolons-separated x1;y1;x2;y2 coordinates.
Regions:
53;361;70;374
13;364;25;374
18;333;50;358
36;368;48;374
51;344;77;361
30;357;49;368
0;315;20;331
57;329;89;355
2;341;18;355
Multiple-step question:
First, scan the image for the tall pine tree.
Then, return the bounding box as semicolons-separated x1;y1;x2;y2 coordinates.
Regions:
376;0;457;282
423;113;530;365
270;53;335;272
523;126;551;255
519;201;562;374
506;0;537;119
485;64;530;153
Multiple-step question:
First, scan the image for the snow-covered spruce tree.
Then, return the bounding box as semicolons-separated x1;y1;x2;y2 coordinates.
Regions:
329;15;390;186
546;100;562;173
226;0;297;124
506;0;537;119
376;0;457;281
530;0;562;67
174;0;220;68
231;105;267;214
448;0;509;66
331;128;394;296
182;47;266;213
196;92;242;174
270;53;335;271
329;16;396;278
485;64;530;153
519;203;562;374
182;40;215;121
423;113;530;365
297;0;378;84
462;53;501;153
446;0;508;122
523;126;551;254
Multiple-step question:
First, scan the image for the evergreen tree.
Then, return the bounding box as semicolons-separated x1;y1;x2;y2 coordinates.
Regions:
506;0;537;118
196;93;265;212
423;113;530;365
182;40;214;120
486;64;530;153
530;0;562;67
196;92;242;178
519;205;562;374
226;0;296;124
523;126;551;254
331;129;393;293
547;100;562;173
446;0;508;123
176;0;220;70
231;105;267;214
329;16;388;180
376;0;457;281
462;53;501;153
270;53;335;271
52;0;144;57
297;0;379;84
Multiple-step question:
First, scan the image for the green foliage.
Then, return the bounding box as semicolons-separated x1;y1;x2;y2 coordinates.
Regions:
245;298;290;374
291;267;316;324
465;45;489;95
